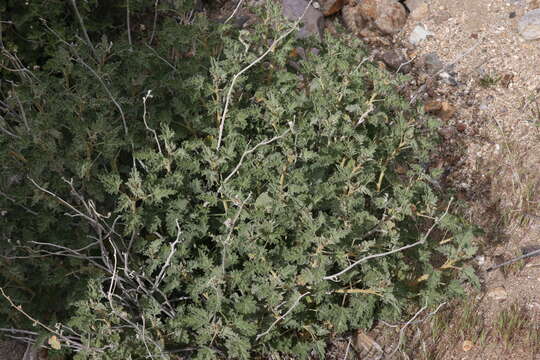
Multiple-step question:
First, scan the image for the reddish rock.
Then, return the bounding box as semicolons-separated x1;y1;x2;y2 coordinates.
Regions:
358;0;408;35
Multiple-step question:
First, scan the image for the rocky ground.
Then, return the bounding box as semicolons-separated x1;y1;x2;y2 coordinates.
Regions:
310;0;540;358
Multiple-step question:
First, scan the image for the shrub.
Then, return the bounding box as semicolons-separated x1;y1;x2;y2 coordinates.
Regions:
0;1;477;358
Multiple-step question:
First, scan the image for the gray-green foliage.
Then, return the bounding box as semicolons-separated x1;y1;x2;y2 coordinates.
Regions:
0;1;478;358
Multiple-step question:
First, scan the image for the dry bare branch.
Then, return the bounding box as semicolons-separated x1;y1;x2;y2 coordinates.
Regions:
323;198;453;281
149;0;160;45
126;0;133;51
221;129;291;185
152;219;182;291
0;287;101;354
225;0;245;24
256;292;310;341
388;304;427;357
142;90;163;155
69;0;97;59
216;0;314;151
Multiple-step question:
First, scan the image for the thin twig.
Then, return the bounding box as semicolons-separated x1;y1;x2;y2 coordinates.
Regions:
142;90;162;154
216;0;314;151
355;93;376;127
149;0;159;45
145;44;178;72
409;39;482;104
152;220;182;291
323;198;453;281
353;55;373;73
224;0;245;24
28;177;96;224
69;0;97;59
76;59;128;135
39;20;128;135
256;292;310;341
13;92;30;132
388;304;427;357
343;338;352;360
380;302;447;327
0;287;99;353
395;55;416;74
487;248;540;272
0;189;38;215
126;0;133;51
222;129;291;185
221;193;251;275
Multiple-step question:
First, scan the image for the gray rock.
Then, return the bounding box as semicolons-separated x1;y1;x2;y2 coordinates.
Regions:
409;24;433;45
423;52;444;74
518;9;540;40
282;0;324;40
377;49;411;73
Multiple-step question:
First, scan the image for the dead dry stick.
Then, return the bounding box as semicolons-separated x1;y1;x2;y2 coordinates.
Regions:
69;0;97;59
126;0;133;51
256;292;310;341
388;304;427;357
142;90;162;155
221;129;291;185
225;0;245;24
149;0;159;44
0;287;100;353
486;247;540;272
77;59;128;135
323;198;453;281
216;0;313;151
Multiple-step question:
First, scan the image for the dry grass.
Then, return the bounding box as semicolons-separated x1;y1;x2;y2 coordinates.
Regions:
390;296;540;360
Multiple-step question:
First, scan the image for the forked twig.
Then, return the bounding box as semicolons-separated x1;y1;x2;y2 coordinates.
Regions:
221;129;291;185
323;198;453;281
69;0;97;59
256;292;310;341
216;0;314;151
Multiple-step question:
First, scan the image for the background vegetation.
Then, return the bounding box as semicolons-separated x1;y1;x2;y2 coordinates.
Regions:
0;0;478;358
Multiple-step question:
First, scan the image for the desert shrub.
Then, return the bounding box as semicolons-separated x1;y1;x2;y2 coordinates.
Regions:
0;1;478;359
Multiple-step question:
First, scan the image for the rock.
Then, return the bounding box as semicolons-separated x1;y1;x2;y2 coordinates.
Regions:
476;255;486;266
406;0;429;20
409;24;433;45
438;71;459;86
486;286;508;300
518;9;540;40
358;0;408;35
409;3;429;20
282;0;325;40
318;0;346;16
404;0;425;12
376;49;412;73
462;340;474;352
500;73;514;88
424;100;455;121
423;52;444;74
437;126;456;139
